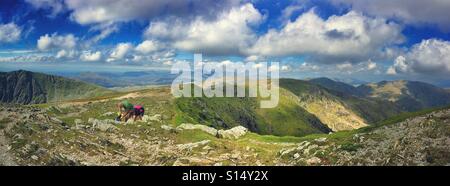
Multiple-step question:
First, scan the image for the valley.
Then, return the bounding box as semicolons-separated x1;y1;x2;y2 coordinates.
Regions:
0;71;449;166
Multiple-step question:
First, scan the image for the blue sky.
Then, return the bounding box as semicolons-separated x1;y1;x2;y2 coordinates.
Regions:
1;0;450;86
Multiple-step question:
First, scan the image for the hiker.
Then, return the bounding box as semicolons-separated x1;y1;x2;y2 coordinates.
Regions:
117;100;134;122
133;105;145;121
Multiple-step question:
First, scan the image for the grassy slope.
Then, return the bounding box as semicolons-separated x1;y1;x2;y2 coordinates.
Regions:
174;96;331;136
173;84;331;137
281;78;402;123
32;72;114;103
173;78;406;137
40;83;450;144
16;85;448;165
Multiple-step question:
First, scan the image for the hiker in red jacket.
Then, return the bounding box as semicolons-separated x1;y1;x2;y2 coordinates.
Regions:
133;105;145;121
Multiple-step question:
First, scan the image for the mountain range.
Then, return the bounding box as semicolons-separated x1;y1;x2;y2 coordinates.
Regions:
66;71;177;88
1;70;449;166
2;70;450;137
310;77;450;111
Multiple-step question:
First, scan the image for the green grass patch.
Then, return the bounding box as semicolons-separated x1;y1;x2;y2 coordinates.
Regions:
340;143;363;152
175;130;217;144
0;118;12;129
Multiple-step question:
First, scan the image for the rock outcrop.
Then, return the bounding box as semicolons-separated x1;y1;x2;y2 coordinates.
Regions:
177;123;218;136
88;118;118;132
217;126;248;139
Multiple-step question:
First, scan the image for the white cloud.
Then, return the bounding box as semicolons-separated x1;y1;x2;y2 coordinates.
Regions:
299;62;320;71
386;66;397;75
337;63;353;71
127;50;176;63
145;3;264;55
107;42;133;62
37;33;77;50
80;51;102;62
332;0;450;32
367;60;377;70
0;54;54;63
268;64;291;72
281;65;291;71
281;5;304;20
163;61;173;66
135;40;159;54
62;0;241;25
245;55;265;62
25;0;65;17
0;23;22;43
55;49;77;59
25;0;242;43
88;23;119;44
248;10;404;63
387;39;450;75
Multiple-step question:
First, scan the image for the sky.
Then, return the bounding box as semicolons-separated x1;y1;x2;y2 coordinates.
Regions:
1;0;450;86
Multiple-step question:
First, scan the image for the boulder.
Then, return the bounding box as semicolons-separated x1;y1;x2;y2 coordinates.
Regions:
314;137;327;143
306;157;322;165
142;114;162;123
161;125;174;131
217;126;248;139
88;118;118;132
177;123;218;136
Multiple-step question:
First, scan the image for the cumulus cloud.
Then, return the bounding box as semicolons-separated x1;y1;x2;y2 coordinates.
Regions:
332;0;450;32
55;49;77;59
135;40;159;54
337;63;353;71
107;42;133;62
248;10;404;63
281;65;291;71
129;50;176;63
366;60;377;70
37;33;77;50
0;23;22;43
386;66;397;75
80;51;102;62
145;3;264;55
25;0;242;43
299;62;320;71
387;39;450;75
58;0;241;25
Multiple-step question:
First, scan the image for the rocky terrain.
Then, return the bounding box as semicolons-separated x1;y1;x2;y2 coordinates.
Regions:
0;88;448;166
1;71;449;166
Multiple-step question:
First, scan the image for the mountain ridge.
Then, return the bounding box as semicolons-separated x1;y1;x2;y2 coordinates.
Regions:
0;70;114;104
308;77;450;112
